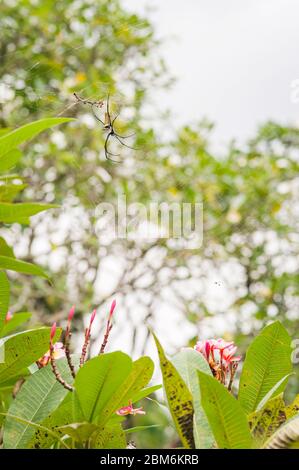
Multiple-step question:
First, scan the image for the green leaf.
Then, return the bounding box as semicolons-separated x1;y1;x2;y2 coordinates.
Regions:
198;371;253;449
0;202;59;224
57;422;99;444
286;394;299;419
153;333;195;449
256;374;290;412
239;321;292;414
1;413;70;449
0;237;15;257
172;348;214;449
0;327;61;386
0;312;31;338
0;271;10;329
0;256;49;279
130;384;162;402
0;118;74;158
90;423;126;449
249;394;286;446
0;149;22;173
97;356;154;425
74;352;132;423
27;394;74;449
0;183;27;202
3;357;75;449
263;415;299;449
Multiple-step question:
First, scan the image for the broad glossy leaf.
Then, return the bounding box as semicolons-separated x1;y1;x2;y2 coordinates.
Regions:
0;118;74;158
172;348;214;449
0;271;10;329
0;149;22;172
0;183;27;202
27;394;74;449
97;356;154;425
0;327;61;386
0;256;49;278
58;422;99;444
130;384;162;402
249;394;286;445
286;394;299;419
3;357;74;448
256;374;290;412
0;202;58;224
90;423;126;449
0;312;31;338
198;371;253;449
74;352;132;422
264;414;299;449
239;321;292;414
153;333;195;449
0;237;15;257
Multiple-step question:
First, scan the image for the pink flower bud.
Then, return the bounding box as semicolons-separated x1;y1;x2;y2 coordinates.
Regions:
90;309;96;326
50;322;57;342
5;311;13;323
109;299;116;318
68;305;75;323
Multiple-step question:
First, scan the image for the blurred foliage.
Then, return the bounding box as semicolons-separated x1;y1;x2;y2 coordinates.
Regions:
0;0;299;433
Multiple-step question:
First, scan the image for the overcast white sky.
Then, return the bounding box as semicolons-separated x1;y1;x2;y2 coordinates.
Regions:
124;0;299;150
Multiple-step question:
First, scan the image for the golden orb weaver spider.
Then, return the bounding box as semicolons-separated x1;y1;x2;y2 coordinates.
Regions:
74;93;135;162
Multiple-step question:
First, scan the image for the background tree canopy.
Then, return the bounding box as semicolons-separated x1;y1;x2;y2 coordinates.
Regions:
1;0;299;425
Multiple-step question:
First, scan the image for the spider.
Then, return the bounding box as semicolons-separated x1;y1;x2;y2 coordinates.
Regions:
74;92;135;162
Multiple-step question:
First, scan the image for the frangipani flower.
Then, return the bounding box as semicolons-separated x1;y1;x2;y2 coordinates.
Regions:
37;342;65;368
194;337;241;389
116;400;146;416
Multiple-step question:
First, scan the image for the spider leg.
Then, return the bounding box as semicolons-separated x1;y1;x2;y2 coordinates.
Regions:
91;105;105;125
113;134;138;151
114;131;136;139
104;133;121;163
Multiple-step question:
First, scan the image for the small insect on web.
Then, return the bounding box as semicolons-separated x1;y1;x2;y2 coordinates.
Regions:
74;92;136;163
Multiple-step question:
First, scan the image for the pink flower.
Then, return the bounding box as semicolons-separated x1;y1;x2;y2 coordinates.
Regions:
194;337;241;388
38;342;65;368
195;339;216;360
222;346;241;367
116;400;146;416
5;311;13;323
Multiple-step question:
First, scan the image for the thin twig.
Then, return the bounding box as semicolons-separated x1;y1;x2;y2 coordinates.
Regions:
50;343;74;391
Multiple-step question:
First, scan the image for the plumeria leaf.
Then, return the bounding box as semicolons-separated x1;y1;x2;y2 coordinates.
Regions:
249;394;287;445
0;312;31;338
172;348;214;449
0;271;10;330
263;414;299;449
285;394;299;419
27;394;75;449
3;356;76;448
74;352;133;423
96;356;154;425
57;422;99;444
153;333;195;449
239;321;292;414
0;149;22;173
0;327;61;386
90;422;126;449
256;374;291;412
198;371;253;449
130;384;162;402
